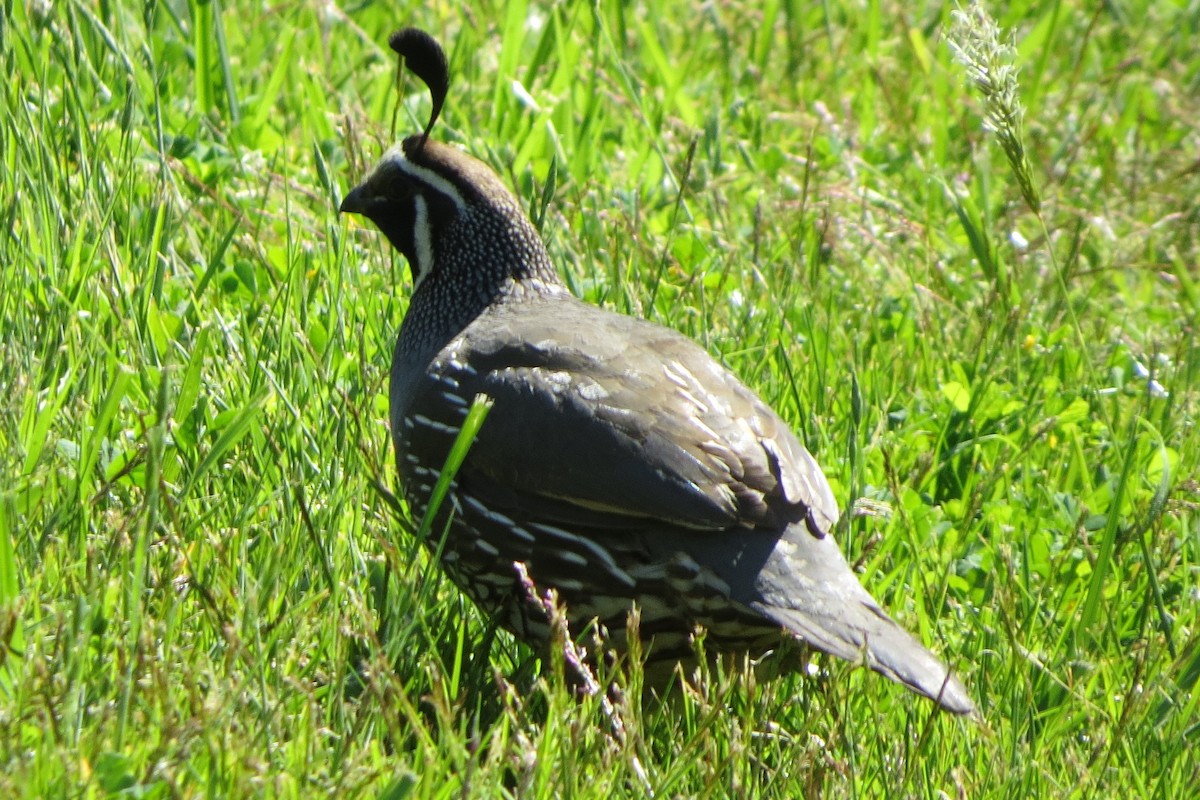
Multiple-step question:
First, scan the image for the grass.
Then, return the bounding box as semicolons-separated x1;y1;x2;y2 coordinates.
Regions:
2;0;1198;796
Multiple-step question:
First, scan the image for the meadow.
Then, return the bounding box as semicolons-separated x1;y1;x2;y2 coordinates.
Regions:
2;0;1197;796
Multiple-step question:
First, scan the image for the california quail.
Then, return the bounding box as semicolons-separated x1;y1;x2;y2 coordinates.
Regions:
341;28;974;715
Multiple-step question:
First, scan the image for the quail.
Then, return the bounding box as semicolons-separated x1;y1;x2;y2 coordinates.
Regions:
340;28;974;715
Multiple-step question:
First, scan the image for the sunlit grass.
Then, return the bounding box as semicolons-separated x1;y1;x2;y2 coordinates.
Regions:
2;0;1197;797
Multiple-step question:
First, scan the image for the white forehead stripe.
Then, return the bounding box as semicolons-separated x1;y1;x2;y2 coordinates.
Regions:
378;144;467;212
411;196;434;290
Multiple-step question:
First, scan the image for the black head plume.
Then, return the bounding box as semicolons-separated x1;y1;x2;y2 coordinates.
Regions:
389;28;449;148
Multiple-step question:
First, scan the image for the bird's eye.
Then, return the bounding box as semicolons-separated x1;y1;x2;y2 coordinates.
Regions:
384;174;417;202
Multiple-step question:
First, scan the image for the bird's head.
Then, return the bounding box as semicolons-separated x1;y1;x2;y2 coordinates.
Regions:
340;28;555;293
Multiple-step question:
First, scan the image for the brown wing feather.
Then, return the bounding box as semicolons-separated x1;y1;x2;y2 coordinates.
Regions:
402;292;837;535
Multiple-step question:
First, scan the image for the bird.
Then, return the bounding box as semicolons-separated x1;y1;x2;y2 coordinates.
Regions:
340;27;974;715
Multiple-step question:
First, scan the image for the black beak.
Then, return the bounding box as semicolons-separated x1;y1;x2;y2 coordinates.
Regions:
339;184;371;215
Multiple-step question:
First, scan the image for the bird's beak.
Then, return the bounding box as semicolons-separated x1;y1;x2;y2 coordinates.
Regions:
339;184;370;215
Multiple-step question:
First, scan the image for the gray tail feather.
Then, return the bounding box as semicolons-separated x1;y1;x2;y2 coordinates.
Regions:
756;602;976;716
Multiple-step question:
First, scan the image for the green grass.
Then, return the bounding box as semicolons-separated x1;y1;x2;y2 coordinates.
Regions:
2;0;1198;796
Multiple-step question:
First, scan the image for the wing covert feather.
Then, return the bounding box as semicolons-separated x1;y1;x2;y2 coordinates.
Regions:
404;295;838;535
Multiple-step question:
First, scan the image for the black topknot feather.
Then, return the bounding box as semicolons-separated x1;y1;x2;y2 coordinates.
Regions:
388;28;449;146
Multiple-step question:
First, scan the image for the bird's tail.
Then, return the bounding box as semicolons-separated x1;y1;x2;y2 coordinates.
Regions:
755;599;975;715
749;527;975;715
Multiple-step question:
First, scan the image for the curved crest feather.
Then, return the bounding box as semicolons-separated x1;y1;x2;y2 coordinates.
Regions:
389;28;450;147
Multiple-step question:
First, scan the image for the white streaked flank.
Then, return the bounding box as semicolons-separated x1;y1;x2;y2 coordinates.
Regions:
438;385;468;404
554;578;585;593
410;413;460;435
461;495;517;529
508;525;536;545
553;549;588;568
474;538;500;558
527;522;636;589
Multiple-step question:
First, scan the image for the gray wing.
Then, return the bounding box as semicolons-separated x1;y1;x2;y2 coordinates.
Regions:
403;294;838;537
396;294;974;715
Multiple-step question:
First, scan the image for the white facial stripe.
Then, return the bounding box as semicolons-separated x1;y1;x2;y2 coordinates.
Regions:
378;145;467;212
412;195;434;290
